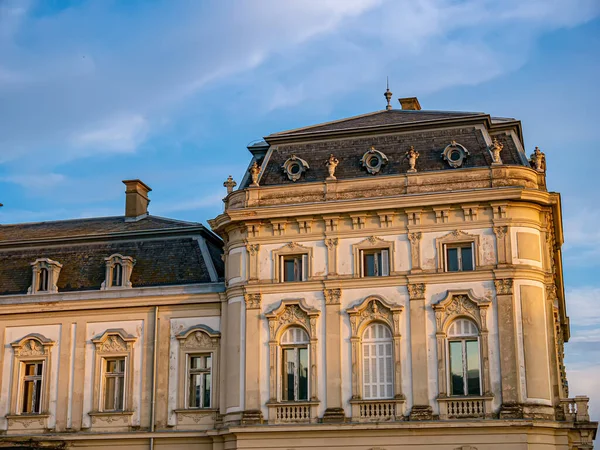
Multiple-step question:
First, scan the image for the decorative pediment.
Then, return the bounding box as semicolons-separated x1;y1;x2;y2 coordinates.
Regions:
441;229;477;243
101;254;135;290
176;325;221;349
11;333;54;357
265;299;319;341
278;242;311;253
28;258;62;294
92;329;137;353
346;296;403;337
356;236;392;249
432;290;490;333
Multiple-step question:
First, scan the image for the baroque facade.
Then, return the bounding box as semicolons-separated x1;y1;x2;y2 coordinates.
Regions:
0;98;597;449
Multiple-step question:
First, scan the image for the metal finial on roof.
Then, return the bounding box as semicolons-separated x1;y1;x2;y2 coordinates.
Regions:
384;77;393;111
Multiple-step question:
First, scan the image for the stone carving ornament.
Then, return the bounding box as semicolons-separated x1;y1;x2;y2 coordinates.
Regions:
405;146;419;173
249;161;261;187
12;334;54;357
441;141;470;168
177;325;220;349
530;146;546;172
361;146;389;175
282;155;310;182
92;329;136;354
325;154;339;180
489;137;503;164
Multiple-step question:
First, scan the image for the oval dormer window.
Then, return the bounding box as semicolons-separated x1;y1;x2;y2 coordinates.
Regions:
442;141;470;168
282;155;310;182
361;146;389;175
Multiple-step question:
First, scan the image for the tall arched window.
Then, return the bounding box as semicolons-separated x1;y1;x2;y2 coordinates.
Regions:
280;327;309;402
447;318;481;396
362;323;393;399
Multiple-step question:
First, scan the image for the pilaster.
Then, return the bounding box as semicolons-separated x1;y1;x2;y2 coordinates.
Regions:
407;283;432;420
322;288;345;422
245;243;260;282
242;293;263;424
408;232;422;273
325;238;339;277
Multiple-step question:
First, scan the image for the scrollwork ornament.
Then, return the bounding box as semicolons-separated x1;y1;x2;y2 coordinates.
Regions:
324;238;338;249
493;226;507;239
408;232;422;244
246;244;260;256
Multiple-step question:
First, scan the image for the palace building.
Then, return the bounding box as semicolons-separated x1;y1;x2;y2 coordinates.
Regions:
0;95;596;449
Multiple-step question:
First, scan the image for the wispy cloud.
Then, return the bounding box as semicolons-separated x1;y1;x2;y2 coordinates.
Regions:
1;173;66;189
70;113;148;153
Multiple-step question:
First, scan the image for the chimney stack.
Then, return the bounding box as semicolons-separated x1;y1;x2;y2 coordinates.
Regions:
122;179;151;221
399;97;421;111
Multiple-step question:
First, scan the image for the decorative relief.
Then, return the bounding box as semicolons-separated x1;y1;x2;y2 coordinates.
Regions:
361;146;388;175
494;279;513;295
493;226;507;239
325;154;339;180
462;205;478;222
324;288;342;305
434;208;449;224
282;155;310;182
246;244;260;256
177;325;220;349
350;215;366;230
244;293;262;310
378;212;394;228
11;334;54;357
407;283;426;300
297;218;313;234
92;329;136;353
441;141;470;168
408;232;422;244
324;238;338;249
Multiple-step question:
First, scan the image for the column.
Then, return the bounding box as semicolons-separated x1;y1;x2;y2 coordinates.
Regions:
323;288;345;422
407;283;432;420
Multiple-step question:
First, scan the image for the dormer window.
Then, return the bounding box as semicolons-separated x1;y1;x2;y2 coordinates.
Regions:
28;259;62;295
102;254;135;290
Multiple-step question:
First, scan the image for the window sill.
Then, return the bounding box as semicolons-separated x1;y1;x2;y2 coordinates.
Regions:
173;408;219;429
349;398;405;422
266;401;319;424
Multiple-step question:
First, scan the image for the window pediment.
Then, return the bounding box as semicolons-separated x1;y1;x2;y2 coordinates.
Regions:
265;299;319;341
11;334;54;357
432;290;491;334
176;325;221;349
346;296;403;337
92;329;137;353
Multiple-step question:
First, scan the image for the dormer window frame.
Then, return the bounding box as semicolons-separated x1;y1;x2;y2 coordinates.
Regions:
28;258;62;295
102;254;135;290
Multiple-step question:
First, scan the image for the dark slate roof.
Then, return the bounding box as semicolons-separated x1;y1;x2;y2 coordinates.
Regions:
257;126;528;187
0;215;195;242
268;109;492;137
0;215;224;295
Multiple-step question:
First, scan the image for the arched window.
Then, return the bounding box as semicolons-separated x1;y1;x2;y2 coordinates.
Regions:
111;263;123;287
447;318;481;396
362;323;393;399
38;268;49;292
280;327;309;402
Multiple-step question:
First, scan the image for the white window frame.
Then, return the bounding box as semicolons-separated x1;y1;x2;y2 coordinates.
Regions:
280;254;308;282
279;327;310;402
102;254;135;290
186;353;213;409
272;243;313;283
352;236;395;278
360;248;390;277
19;360;45;414
446;319;482;397
361;323;394;400
444;242;475;272
435;230;480;273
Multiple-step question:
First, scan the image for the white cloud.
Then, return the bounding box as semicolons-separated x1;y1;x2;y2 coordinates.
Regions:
1;172;65;189
567;364;600;427
70;113;148;153
565;287;600;328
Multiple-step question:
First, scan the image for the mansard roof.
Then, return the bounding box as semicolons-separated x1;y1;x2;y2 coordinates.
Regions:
0;215;224;295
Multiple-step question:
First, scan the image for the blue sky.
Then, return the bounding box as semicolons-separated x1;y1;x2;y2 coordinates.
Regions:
1;0;599;426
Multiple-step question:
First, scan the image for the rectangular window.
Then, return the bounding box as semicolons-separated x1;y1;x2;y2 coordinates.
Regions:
38;268;48;292
21;361;43;414
445;244;474;272
103;358;125;411
111;263;123;287
281;255;307;282
449;339;481;396
361;249;389;277
188;354;212;408
281;347;309;401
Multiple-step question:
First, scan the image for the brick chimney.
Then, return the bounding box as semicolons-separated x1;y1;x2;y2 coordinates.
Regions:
122;179;151;221
399;97;421;111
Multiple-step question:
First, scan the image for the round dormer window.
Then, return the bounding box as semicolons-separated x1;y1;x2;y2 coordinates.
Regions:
361;146;389;175
442;141;470;168
282;155;310;181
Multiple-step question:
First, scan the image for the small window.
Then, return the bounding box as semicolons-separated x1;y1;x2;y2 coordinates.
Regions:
38;268;49;292
445;244;474;272
188;354;212;408
448;319;481;396
103;358;125;411
21;361;44;414
280;327;309;402
361;249;389;277
111;263;123;287
281;255;307;282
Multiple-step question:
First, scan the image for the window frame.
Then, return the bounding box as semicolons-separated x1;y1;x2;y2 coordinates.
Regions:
102;254;135;290
352;236;394;278
91;329;137;414
10;334;54;417
176;325;221;412
436;230;480;273
279;327;310;402
186;353;213;409
446;320;482;397
444;242;475;272
272;243;313;283
361;322;394;400
28;258;62;294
